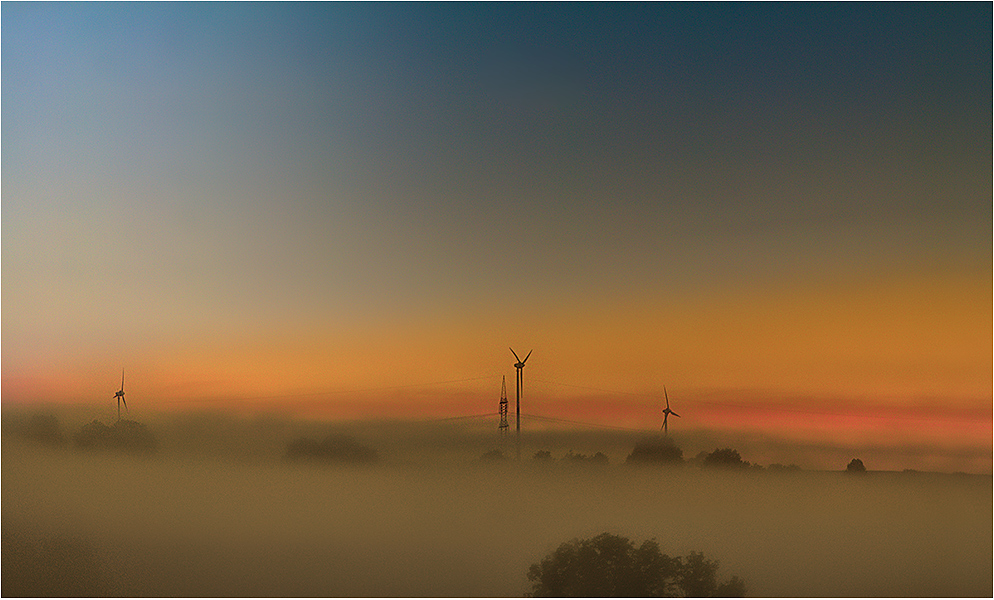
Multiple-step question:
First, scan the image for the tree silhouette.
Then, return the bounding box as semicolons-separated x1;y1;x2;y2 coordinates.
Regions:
479;449;507;462
533;450;553;462
625;437;683;465
562;451;609;465
846;458;867;474
284;434;378;464
526;533;745;597
701;448;748;469
679;551;746;598
74;419;157;453
18;414;67;447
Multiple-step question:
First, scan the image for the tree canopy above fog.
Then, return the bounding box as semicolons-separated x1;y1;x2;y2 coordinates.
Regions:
284;434;378;464
701;448;749;469
526;532;745;597
625;437;684;465
74;419;157;453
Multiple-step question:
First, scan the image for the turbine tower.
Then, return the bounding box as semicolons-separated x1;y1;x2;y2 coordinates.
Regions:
661;386;680;435
114;369;128;421
498;376;509;434
510;348;531;460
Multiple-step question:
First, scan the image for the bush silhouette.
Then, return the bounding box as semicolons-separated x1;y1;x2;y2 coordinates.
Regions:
562;451;609;465
846;458;867;473
479;449;507;462
625;437;683;465
679;551;747;598
284;434;378;464
533;450;553;462
701;448;748;469
526;532;745;597
18;414;67;447
74;419;157;453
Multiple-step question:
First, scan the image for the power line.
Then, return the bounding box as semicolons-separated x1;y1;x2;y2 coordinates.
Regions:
160;374;503;404
418;412;498;423
154;372;974;426
530;377;655;399
521;413;650;432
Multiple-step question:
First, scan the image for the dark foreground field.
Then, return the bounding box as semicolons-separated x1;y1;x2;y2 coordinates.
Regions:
3;423;991;597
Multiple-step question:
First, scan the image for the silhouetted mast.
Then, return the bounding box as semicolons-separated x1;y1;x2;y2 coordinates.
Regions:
498;376;509;434
510;348;531;460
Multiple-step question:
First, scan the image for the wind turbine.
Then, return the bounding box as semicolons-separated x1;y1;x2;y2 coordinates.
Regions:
114;369;127;421
510;348;532;460
661;386;679;435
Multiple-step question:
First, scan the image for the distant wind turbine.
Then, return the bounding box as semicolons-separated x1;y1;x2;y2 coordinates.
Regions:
114;369;127;421
661;386;679;435
510;348;532;460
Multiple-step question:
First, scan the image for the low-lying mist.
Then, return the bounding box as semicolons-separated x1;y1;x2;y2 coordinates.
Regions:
3;408;991;597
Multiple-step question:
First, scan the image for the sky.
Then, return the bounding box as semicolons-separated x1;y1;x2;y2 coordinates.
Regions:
2;3;990;470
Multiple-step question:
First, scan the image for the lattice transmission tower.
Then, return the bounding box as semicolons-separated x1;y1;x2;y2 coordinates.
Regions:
498;376;509;434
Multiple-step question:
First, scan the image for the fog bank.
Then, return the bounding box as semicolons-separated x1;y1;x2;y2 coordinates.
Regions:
3;411;990;597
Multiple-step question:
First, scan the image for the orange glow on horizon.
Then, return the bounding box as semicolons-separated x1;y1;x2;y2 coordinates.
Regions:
4;267;988;462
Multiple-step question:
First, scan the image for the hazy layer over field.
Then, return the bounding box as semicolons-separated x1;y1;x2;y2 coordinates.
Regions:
3;411;991;597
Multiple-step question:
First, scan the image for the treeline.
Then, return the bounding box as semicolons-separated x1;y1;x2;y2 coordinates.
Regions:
478;439;812;471
11;413;157;454
12;412;873;472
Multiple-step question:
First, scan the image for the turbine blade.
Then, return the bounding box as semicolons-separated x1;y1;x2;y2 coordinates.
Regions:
672;411;680;418
664;386;669;409
121;369;125;391
523;349;532;364
122;396;127;410
510;348;521;362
